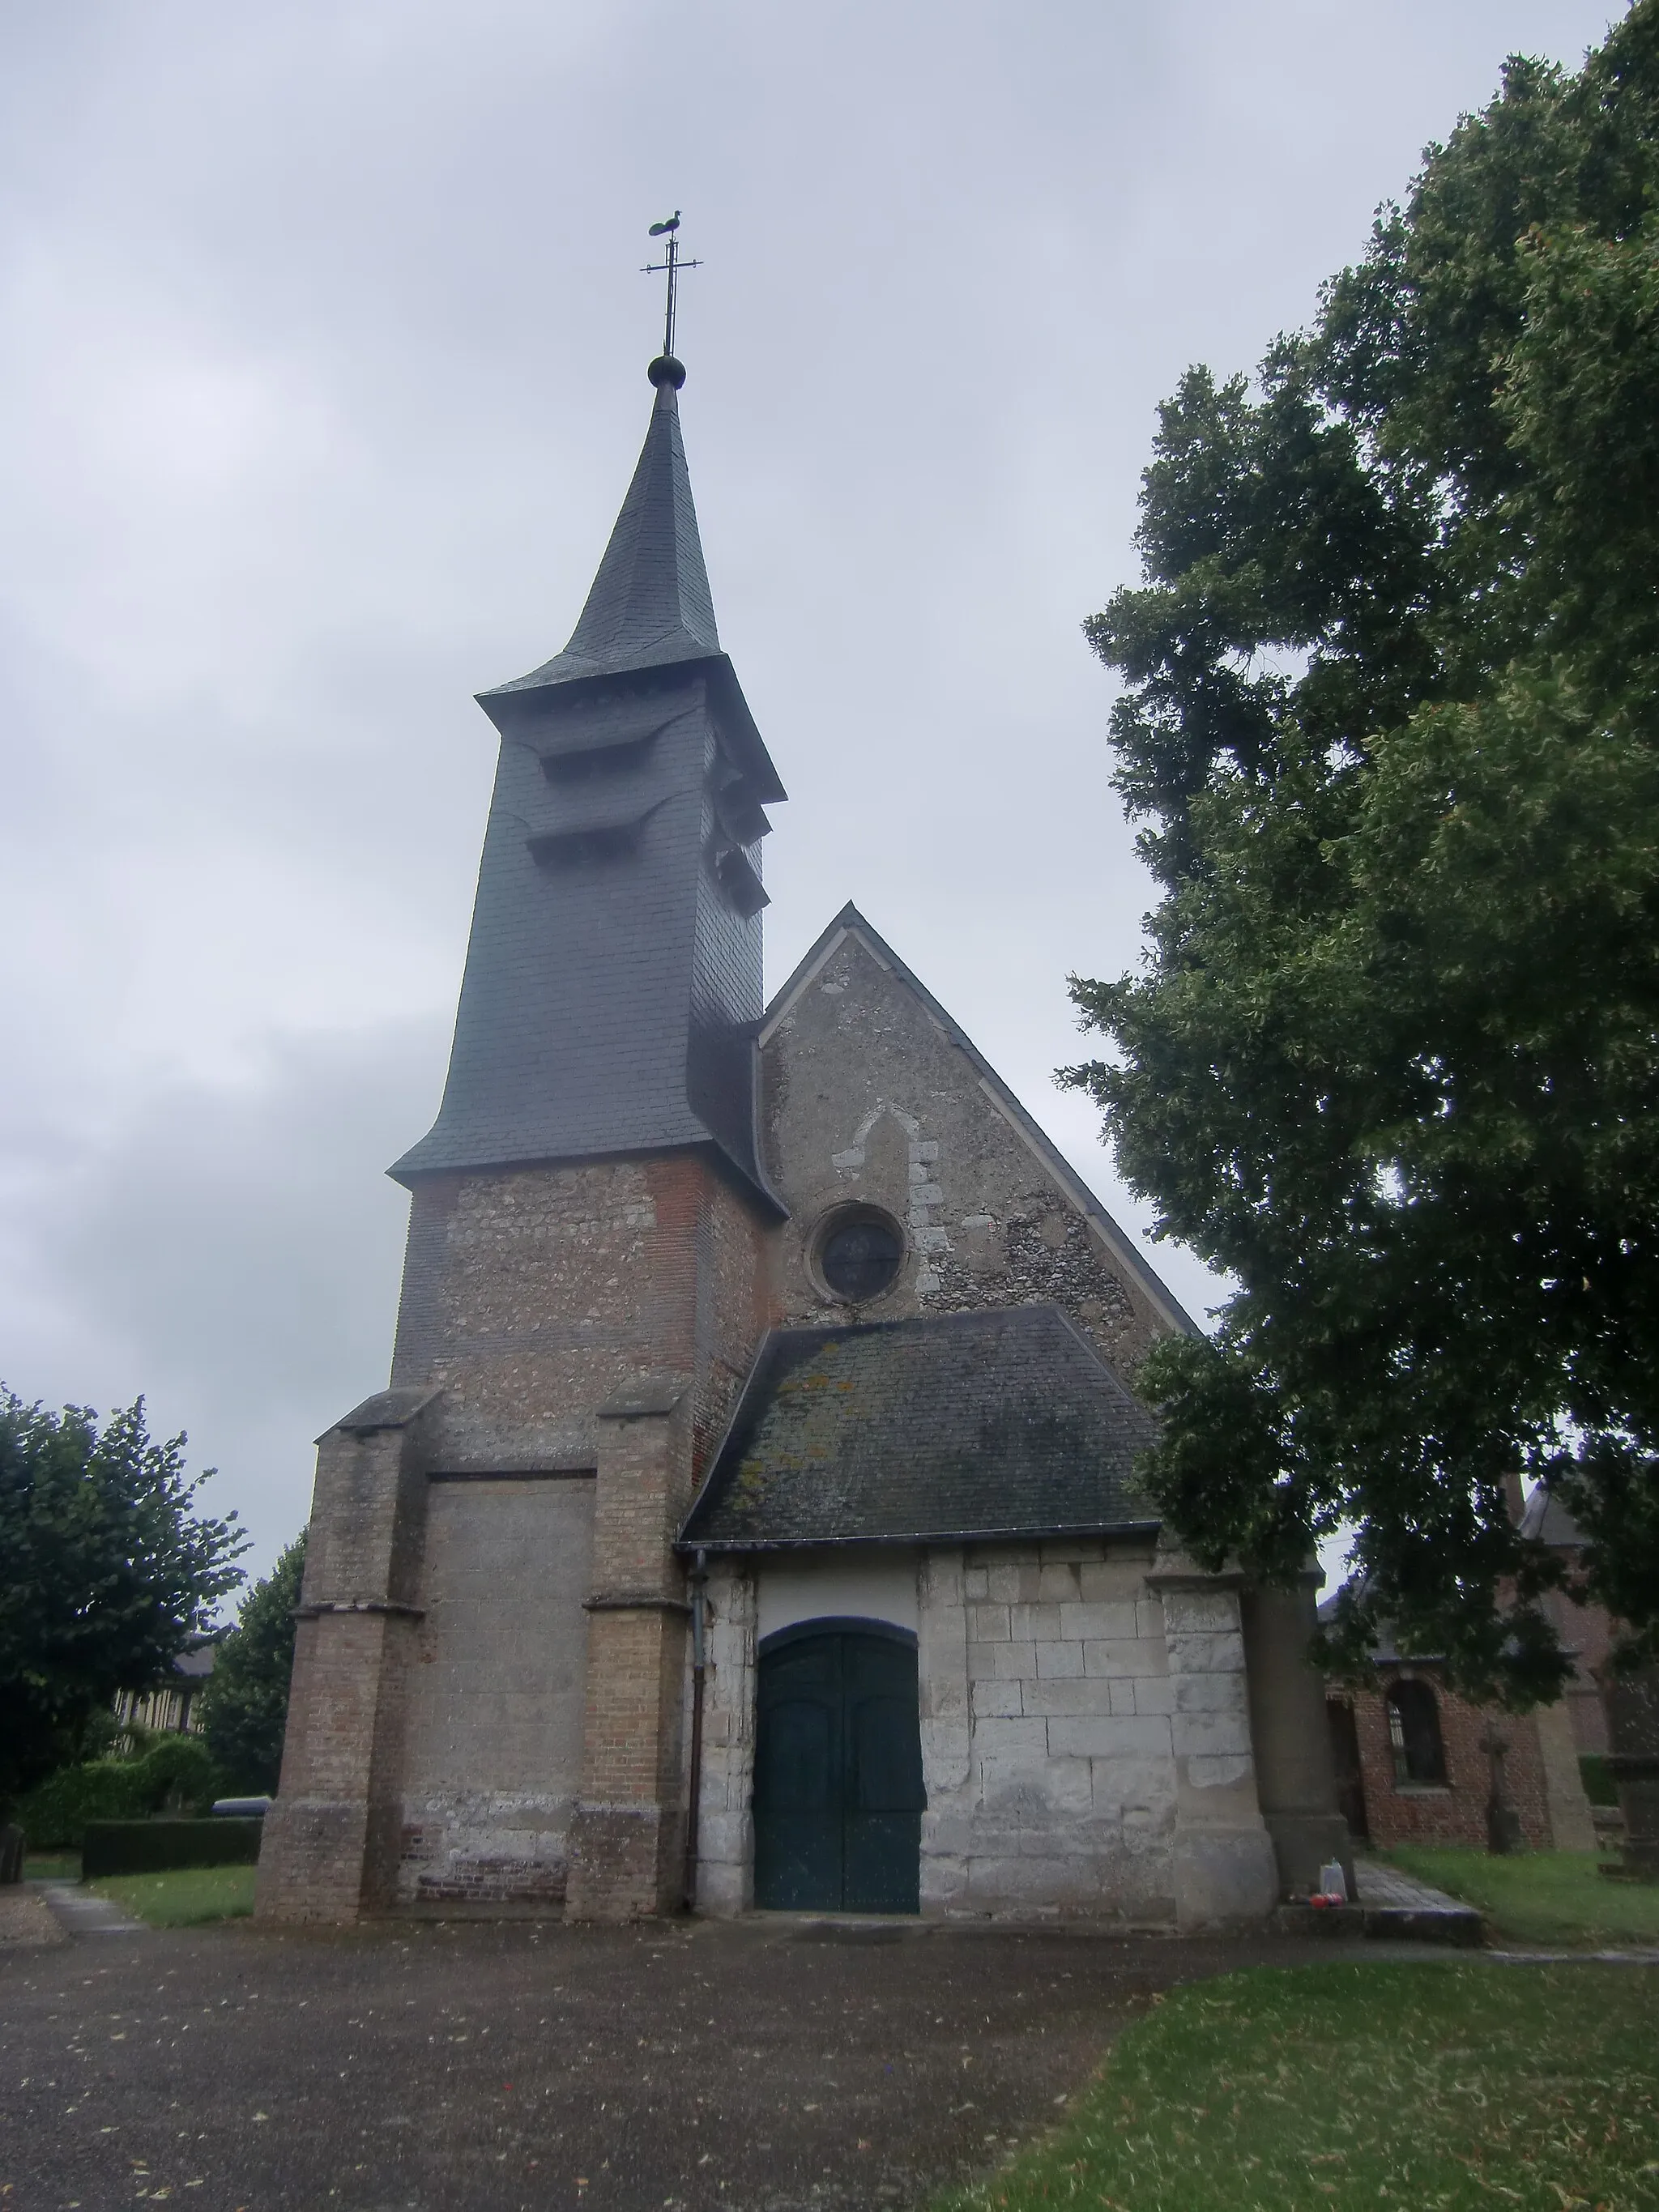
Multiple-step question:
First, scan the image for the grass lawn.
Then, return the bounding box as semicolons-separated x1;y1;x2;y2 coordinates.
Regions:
935;1962;1659;2212
89;1863;257;1927
1378;1846;1659;1950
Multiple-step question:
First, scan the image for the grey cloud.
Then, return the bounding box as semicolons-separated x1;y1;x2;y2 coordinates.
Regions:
0;1025;440;1577
0;0;1618;1575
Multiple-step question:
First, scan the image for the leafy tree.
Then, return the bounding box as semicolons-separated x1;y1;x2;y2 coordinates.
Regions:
1065;2;1659;1703
0;1392;247;1801
197;1529;306;1795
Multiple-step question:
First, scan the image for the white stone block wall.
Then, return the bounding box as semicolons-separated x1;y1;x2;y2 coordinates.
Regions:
693;1559;757;1916
691;1541;1277;1929
1157;1579;1280;1924
919;1544;1277;1927
919;1541;1183;1921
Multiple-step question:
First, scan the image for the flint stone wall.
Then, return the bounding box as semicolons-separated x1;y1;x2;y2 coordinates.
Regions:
390;1154;762;1480
759;924;1185;1373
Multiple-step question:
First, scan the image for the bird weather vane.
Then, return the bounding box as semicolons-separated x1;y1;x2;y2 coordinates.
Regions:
642;211;702;363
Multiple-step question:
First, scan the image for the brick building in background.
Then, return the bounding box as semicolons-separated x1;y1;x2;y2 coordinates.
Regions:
1323;1486;1604;1853
256;326;1353;1931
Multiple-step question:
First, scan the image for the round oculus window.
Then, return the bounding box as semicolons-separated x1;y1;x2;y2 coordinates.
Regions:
815;1209;905;1302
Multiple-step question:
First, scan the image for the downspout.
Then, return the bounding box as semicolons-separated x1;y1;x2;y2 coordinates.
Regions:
682;1548;709;1912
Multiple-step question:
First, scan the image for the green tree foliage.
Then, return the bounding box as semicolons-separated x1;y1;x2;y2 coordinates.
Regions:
0;1392;247;1801
198;1529;306;1795
1066;2;1659;1702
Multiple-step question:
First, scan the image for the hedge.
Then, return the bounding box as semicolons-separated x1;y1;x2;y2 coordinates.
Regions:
82;1818;264;1878
17;1737;221;1849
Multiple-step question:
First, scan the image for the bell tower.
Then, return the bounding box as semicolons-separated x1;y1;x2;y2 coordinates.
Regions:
392;347;784;1197
258;305;787;1924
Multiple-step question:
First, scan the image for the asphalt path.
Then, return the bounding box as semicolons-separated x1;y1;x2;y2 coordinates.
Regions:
2;1913;1336;2211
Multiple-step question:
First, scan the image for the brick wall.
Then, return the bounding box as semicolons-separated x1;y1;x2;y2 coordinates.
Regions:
1346;1669;1555;1851
256;1399;437;1925
265;1145;770;1924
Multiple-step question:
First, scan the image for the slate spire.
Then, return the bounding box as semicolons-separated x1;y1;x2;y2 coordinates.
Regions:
390;348;785;1200
482;359;723;699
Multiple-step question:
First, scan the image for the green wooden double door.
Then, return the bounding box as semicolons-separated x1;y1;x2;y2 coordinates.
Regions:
753;1622;926;1914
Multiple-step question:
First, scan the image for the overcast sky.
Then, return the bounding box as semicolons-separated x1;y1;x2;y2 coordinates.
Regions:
0;0;1625;1585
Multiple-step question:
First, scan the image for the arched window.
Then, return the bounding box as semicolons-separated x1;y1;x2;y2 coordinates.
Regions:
1386;1678;1447;1787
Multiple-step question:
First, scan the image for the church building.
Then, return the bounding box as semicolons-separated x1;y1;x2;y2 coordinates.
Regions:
256;332;1348;1929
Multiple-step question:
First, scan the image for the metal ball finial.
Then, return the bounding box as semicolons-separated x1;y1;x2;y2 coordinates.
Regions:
648;354;686;390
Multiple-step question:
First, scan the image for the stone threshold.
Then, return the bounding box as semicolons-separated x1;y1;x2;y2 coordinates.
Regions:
385;1900;569;1921
1271;1858;1484;1947
737;1911;1260;1941
1271;1901;1484;1946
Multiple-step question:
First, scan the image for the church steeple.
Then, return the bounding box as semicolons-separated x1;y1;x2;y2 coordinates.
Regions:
390;346;786;1200
470;351;781;799
485;362;719;696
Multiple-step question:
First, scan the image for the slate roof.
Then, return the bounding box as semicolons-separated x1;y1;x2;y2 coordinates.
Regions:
473;365;784;803
484;374;720;696
390;363;786;1195
680;1304;1160;1551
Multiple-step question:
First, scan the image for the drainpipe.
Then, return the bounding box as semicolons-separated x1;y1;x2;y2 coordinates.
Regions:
682;1549;709;1912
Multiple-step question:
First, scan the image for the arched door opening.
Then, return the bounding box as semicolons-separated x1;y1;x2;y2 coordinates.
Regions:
753;1619;924;1913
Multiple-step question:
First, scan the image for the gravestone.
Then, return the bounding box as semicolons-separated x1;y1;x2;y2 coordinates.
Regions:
1601;1664;1659;1882
1480;1729;1524;1856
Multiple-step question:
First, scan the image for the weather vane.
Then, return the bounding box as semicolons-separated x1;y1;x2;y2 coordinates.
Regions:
642;211;702;366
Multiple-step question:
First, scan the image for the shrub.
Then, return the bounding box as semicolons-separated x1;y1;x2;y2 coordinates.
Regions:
17;1735;222;1849
16;1760;150;1849
138;1733;219;1813
82;1818;262;1878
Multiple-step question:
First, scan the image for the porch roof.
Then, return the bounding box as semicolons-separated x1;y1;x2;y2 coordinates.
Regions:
679;1304;1159;1551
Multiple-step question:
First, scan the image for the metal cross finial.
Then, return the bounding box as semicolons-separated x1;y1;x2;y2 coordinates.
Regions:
642;211;702;363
